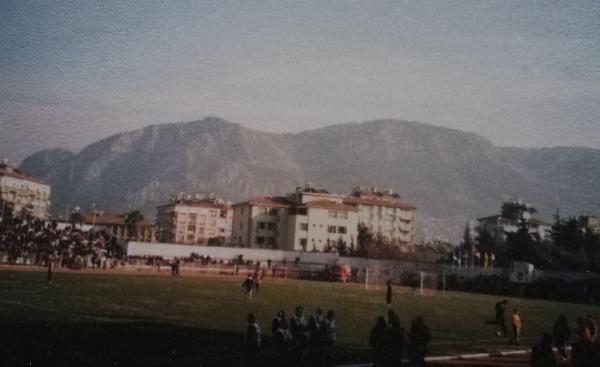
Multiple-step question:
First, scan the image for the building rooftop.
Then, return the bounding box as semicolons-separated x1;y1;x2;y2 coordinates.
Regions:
0;162;48;186
343;196;416;210
81;211;154;227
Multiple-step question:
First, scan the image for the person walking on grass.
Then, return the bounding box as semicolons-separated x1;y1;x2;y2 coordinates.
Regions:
242;274;254;300
553;314;571;359
485;299;508;337
511;308;522;346
386;280;393;307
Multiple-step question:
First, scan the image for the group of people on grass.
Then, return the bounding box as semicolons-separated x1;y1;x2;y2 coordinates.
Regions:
241;272;263;300
243;306;336;367
486;298;600;366
0;217;124;269
369;309;431;367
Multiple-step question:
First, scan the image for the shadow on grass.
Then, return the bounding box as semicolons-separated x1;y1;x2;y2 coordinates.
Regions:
0;321;372;367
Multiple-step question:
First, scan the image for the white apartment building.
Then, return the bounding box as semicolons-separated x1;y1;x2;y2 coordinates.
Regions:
232;186;359;252
156;195;233;245
0;160;51;219
344;186;416;244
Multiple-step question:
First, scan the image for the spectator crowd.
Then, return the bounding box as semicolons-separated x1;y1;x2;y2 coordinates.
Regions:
0;218;124;269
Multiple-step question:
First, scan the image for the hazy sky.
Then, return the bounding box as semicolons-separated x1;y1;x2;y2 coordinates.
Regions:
1;0;599;163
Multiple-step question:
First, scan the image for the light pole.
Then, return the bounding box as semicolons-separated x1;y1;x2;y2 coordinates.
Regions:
92;203;96;227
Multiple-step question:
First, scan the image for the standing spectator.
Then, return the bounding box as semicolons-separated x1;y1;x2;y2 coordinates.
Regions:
408;315;431;367
243;313;261;367
267;258;272;268
385;280;392;307
369;316;387;367
385;314;405;366
272;310;292;362
241;274;254;300
531;333;558;367
572;320;597;367
290;305;309;351
308;307;324;359
553;314;571;359
511;308;522;346
322;310;336;365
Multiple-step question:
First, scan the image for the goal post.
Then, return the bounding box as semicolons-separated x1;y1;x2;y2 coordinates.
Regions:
419;271;441;296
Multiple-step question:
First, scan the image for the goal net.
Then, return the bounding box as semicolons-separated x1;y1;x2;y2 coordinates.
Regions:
419;271;440;296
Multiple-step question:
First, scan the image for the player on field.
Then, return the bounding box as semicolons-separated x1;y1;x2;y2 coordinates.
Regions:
242;274;254;300
485;299;508;337
510;308;522;345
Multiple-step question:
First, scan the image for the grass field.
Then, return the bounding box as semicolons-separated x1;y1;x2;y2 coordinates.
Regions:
1;268;598;366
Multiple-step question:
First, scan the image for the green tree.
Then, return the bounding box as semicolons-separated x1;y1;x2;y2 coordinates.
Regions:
505;220;539;264
357;223;373;256
124;210;144;240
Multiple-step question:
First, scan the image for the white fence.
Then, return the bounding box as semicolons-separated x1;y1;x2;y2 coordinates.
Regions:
123;241;600;284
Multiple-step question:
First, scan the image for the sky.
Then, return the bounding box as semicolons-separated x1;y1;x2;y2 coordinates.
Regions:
1;0;599;163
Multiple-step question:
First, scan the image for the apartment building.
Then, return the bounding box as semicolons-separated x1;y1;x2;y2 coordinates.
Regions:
156;195;233;245
0;160;51;219
232;186;359;251
344;186;416;244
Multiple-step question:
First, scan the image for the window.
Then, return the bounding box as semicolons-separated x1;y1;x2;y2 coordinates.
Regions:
300;223;309;231
299;238;308;250
297;208;307;215
257;222;266;230
267;222;278;231
327;225;337;233
338;226;347;234
266;237;276;246
268;208;279;216
329;210;337;218
255;236;265;245
187;224;196;232
189;213;197;221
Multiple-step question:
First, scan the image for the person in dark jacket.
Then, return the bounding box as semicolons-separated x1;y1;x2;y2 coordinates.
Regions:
553;314;571;359
384;314;405;367
290;305;309;354
408;315;430;367
243;313;261;367
530;333;557;367
369;316;387;366
386;280;393;307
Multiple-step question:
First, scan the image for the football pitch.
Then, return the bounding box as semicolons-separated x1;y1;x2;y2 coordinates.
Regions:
1;268;598;366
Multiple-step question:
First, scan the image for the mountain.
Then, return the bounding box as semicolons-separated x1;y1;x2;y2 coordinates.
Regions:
20;117;600;242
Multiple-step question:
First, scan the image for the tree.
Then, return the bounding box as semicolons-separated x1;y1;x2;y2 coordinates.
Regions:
124;210;144;240
501;200;536;221
461;223;473;253
357;223;373;256
505;220;538;264
335;238;348;256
